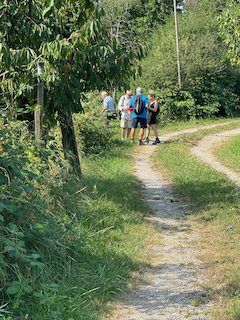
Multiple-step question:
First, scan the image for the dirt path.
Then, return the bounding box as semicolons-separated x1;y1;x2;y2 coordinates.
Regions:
110;122;240;320
191;128;240;185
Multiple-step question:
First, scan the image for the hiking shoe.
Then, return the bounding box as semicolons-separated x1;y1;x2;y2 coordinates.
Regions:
152;138;160;145
138;140;144;145
131;139;134;143
142;137;149;143
121;138;125;141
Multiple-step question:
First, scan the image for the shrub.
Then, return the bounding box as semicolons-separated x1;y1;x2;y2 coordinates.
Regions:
0;123;84;319
74;91;113;155
155;86;196;124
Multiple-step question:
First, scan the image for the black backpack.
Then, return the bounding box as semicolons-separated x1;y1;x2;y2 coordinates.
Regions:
132;95;144;115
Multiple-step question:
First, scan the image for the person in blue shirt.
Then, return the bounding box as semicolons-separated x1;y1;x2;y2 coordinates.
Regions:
100;91;116;129
129;87;149;145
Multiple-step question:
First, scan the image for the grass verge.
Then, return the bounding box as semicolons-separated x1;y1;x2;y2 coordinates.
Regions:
215;134;240;175
152;119;240;319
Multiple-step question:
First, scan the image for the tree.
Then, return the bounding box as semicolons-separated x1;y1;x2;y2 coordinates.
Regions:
132;0;240;118
218;0;240;65
0;0;146;175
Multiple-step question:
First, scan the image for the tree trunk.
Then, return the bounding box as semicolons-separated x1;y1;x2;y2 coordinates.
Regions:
58;109;81;176
113;87;117;102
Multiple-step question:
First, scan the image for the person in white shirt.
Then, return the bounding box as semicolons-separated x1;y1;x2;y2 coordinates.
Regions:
117;90;133;140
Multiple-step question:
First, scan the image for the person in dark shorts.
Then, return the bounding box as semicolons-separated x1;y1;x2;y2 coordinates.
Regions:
143;90;160;145
129;87;149;145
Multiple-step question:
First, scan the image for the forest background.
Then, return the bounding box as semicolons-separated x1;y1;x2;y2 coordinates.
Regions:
1;0;240;319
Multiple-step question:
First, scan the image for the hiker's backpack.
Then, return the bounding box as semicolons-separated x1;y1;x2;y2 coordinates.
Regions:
132;95;144;115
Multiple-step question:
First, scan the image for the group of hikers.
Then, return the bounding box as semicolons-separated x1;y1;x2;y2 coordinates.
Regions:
100;87;161;145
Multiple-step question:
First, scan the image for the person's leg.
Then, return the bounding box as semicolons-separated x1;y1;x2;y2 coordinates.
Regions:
104;112;111;129
139;128;144;140
131;128;135;140
146;124;150;137
138;118;147;145
151;124;158;138
127;127;131;138
131;118;137;141
121;127;125;140
104;119;109;129
143;124;150;142
120;119;127;140
151;123;161;145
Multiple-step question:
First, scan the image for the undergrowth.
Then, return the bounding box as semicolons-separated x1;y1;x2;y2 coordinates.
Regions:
0;113;159;320
2;102;239;320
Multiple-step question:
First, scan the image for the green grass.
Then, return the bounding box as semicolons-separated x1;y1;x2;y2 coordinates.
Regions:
69;117;240;319
25;118;161;320
215;134;240;175
5;116;240;320
152;119;240;319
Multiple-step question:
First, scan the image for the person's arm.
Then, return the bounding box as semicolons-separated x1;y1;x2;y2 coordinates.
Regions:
144;95;149;110
122;98;129;111
129;96;134;107
100;101;108;115
118;96;126;111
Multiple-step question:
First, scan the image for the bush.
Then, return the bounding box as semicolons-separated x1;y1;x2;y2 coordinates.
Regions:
155;86;196;123
74;91;113;155
0;122;84;319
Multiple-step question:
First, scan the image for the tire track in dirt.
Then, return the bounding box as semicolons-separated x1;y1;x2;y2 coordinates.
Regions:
109;121;240;320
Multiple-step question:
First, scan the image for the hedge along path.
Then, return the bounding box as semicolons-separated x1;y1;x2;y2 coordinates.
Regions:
109;121;240;320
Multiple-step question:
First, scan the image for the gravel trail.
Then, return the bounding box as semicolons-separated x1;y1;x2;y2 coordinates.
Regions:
191;128;240;185
109;121;240;320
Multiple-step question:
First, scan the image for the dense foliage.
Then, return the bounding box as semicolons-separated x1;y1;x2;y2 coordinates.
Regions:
2;0;240;318
131;0;240;122
218;0;240;65
0;0;148;174
0;122;85;319
74;92;114;155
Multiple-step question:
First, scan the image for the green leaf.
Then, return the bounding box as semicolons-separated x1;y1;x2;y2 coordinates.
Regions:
42;0;54;18
31;253;41;259
4;246;15;252
33;292;44;297
7;286;19;294
24;287;32;294
9;224;19;232
13;249;22;258
0;202;6;212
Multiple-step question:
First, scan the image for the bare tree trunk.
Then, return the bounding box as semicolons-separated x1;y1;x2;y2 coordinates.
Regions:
58;109;81;176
